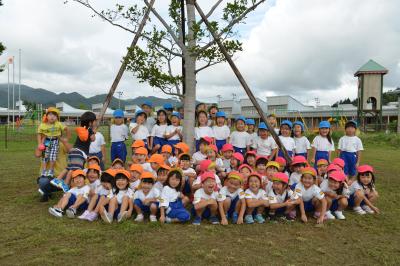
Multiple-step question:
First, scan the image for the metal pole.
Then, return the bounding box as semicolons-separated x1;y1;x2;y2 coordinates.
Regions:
19;49;21;119
181;0;186;96
12;56;15;130
7;60;9;127
398;96;400;134
194;1;291;163
98;0;155;121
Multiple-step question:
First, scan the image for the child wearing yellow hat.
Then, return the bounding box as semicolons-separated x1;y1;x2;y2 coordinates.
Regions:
133;171;160;222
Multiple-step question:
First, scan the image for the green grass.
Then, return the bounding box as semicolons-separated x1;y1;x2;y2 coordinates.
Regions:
0;136;400;265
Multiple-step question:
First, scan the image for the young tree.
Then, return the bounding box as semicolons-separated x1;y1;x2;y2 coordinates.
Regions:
70;0;265;150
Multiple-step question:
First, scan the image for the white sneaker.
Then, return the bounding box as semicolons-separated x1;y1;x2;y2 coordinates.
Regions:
149;215;157;222
353;206;366;215
165;216;172;223
101;211;113;224
362;205;375;214
117;211;128;223
38;189;44;195
78;210;90;220
134;213;144;222
334;211;346;220
49;207;63;218
66;207;77;218
325;211;336;220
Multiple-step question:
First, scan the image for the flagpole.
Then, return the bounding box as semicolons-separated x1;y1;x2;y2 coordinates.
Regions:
19;49;21;119
12;55;15;130
7;60;9;127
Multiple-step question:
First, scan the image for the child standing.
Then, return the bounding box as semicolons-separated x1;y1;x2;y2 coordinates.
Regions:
164;111;183;152
212;111;230;151
338;120;363;178
246;119;257;149
89;129;106;170
293;121;311;159
244;173;269;224
278;120;296;158
129;110;150;149
141;100;156;133
195;110;214;151
320;170;349;220
229;115;251;155
110;109;129;163
150;109;170;154
252;122;278;158
311;121;334;168
159;169;191;224
133;171;160;222
37;107;69;178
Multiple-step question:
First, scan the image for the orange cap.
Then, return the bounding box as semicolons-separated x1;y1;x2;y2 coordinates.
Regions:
115;169;131;179
72;169;86;179
104;168;116;177
178;153;191;160
87;156;100;164
161;144;172;153
131;140;145;148
87;164;101;173
148;154;164;165
112;158;124;166
174;142;190;153
159;164;171;171
135;147;148;156
140;171;156;180
129;164;144;174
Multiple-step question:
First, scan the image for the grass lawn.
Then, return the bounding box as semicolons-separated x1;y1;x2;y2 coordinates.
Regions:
0;136;399;265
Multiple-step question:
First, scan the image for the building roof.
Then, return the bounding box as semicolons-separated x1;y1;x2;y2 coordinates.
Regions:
354;59;388;76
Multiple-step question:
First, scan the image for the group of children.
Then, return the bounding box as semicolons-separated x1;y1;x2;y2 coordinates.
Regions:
37;102;379;225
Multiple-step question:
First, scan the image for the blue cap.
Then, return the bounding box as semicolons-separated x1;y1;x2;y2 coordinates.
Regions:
163;103;173;110
141;100;153;108
245;119;255;125
293;121;304;131
171;111;181;119
216;111;226;118
113;109;124;118
258;122;268;130
235;115;246;122
281;120;293;129
345;120;357;128
319;121;331;129
135;109;145;117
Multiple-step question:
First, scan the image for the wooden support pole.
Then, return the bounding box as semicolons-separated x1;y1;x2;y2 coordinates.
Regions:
98;0;155;121
194;1;291;163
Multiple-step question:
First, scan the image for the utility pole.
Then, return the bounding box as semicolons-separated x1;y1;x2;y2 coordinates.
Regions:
116;91;123;109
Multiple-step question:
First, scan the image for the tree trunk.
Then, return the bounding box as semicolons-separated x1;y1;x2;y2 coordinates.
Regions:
182;0;197;152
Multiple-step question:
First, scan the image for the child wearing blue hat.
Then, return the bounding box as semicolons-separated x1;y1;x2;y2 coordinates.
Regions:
129;109;150;149
110;109;129;163
338;120;363;178
311;121;335;168
165;111;183;153
212;111;231;151
246;119;257;149
293;121;311;159
277;120;296;158
229;116;251;155
163;103;174;119
252;122;278;158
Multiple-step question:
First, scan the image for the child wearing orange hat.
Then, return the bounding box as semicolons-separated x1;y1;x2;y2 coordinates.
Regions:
153;164;171;193
111;158;125;170
79;169;115;222
161;144;177;167
244;173;269;224
99;169;133;223
192;172;220;225
134;147;151;172
86;164;101;195
129;164;144;191
133;171;160;222
348;165;379;215
294;167;327;224
320;170;349;220
217;171;246;225
159;169;191;224
131;140;146;163
316;159;329;184
48;169;90;218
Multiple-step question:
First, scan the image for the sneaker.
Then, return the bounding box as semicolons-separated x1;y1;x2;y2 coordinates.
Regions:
66;207;77;218
101;211;113;224
244;214;254;224
117;211;128;223
87;212;98;222
286;210;297;220
362;205;375;214
325;211;336;220
49;207;63;218
254;214;265;224
209;215;220;225
134;213;144;222
149;215;157;222
353;206;366;215
192;216;202;225
78;210;91;220
165;216;172;223
60;180;70;193
38;189;44;195
232;212;239;224
334;211;346;220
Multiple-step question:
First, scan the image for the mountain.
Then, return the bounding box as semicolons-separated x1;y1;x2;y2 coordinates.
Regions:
0;84;181;109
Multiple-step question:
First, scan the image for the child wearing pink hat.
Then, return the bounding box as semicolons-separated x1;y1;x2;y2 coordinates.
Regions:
221;143;234;172
289;155;307;189
320;170;349;220
244;173;269;224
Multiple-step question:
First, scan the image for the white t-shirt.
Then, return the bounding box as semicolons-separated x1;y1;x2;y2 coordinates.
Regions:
89;132;106;154
69;185;90;200
338;136;364;153
248;132;258;148
348;181;373;195
311;135;335;151
140;162;153;173
110;124;129;143
151;124;168;138
95;185;113;197
244;188;268;200
293;183;324;202
115;188;134;204
195;126;214;140
320;179;350;198
182;168;196;181
192;151;207;165
133;187;160;202
88;179;101;192
294;136;311;154
212;125;230;141
193;188;219;204
268;189;296;204
230;131;251;148
153;181;164;193
279;136;296;152
165;125;183;141
144;116;156;133
217;186;245;202
192;174;222;189
252;136;277;156
159;186;181;208
129;122;149;140
129;180;141;191
289;172;302;186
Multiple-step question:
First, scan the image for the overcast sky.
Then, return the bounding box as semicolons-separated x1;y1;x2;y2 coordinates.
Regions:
0;0;399;106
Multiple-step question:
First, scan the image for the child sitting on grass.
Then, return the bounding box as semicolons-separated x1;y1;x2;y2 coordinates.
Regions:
133;172;160;223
